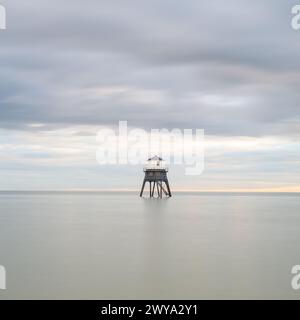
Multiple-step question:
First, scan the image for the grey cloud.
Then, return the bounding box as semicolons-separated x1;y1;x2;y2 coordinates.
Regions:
0;0;300;138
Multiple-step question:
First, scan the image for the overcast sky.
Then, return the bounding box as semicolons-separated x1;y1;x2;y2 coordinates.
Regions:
0;0;300;191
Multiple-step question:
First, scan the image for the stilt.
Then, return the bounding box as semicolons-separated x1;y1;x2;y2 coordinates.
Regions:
140;180;146;197
158;181;168;196
165;180;172;197
158;181;162;194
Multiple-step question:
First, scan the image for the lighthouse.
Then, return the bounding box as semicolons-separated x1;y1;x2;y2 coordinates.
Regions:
140;156;172;198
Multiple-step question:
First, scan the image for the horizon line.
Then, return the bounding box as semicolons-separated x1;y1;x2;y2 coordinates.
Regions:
1;189;300;194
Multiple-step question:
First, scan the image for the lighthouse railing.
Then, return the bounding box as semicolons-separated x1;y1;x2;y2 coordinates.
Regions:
143;165;169;172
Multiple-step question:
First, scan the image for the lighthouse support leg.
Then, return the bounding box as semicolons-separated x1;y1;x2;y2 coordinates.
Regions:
157;181;168;196
165;180;172;197
140;180;146;197
156;182;160;198
151;181;155;197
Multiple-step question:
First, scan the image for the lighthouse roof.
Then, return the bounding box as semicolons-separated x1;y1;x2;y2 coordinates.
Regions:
147;155;163;161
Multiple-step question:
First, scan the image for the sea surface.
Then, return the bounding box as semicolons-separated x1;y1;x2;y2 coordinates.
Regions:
0;191;300;299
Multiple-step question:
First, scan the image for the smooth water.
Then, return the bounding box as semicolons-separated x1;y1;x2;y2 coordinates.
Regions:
0;192;300;299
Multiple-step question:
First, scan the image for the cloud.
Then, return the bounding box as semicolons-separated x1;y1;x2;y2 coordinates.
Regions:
0;0;299;189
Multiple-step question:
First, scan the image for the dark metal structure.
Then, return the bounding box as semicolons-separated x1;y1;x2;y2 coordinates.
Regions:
140;156;172;198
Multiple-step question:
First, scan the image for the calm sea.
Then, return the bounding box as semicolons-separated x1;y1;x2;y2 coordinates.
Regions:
0;191;300;299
